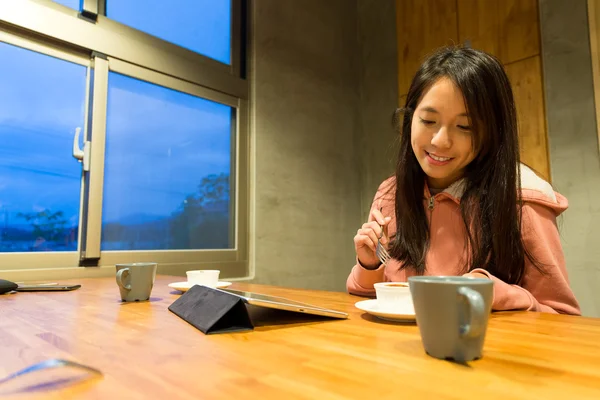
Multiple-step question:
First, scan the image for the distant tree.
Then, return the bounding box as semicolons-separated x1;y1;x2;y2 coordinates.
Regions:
15;209;71;250
170;173;231;249
17;209;68;242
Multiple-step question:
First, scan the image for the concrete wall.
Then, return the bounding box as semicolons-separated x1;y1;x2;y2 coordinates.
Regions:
357;0;400;221
249;0;398;291
540;0;600;317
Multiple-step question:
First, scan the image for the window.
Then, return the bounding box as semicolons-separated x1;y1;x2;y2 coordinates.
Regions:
107;0;231;64
0;0;248;278
103;73;235;250
0;41;86;253
52;0;79;9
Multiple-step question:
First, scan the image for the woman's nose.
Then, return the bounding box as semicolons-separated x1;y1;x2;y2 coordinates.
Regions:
431;126;452;149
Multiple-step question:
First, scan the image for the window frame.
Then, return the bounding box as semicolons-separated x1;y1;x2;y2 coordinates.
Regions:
0;0;249;280
3;0;246;96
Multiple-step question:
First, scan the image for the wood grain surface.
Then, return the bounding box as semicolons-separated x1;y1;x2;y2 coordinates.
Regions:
1;276;599;399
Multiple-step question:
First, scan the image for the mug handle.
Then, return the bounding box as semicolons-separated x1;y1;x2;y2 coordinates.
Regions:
457;286;485;338
116;268;131;291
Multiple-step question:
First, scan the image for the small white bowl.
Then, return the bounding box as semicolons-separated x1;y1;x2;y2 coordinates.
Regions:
186;270;220;286
374;282;412;311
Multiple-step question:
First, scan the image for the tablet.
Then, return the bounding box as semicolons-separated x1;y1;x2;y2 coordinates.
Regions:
220;288;349;319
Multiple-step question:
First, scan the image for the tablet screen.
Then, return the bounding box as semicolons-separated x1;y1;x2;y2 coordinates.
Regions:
223;289;316;307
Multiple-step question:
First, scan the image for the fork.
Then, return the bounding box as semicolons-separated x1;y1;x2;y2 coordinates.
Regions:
376;208;392;266
376;238;391;266
0;359;102;386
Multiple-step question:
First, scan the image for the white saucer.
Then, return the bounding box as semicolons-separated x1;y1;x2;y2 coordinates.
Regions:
168;281;232;292
355;299;416;322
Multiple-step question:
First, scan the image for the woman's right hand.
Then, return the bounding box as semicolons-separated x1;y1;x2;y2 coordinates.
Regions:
353;208;391;269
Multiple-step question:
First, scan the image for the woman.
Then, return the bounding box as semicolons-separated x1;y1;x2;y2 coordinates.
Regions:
347;46;580;315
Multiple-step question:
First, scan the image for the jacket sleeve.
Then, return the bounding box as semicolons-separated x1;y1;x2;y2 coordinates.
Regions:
346;185;387;297
346;261;385;297
472;202;581;315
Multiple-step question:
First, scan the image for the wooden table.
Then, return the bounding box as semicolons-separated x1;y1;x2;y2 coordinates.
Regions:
1;275;600;399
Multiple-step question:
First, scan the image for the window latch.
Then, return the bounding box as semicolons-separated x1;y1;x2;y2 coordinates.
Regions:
72;127;91;172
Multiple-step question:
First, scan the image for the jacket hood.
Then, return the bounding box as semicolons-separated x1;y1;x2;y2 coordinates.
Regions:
438;164;568;216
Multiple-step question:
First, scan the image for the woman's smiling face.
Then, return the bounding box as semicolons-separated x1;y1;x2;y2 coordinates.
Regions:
410;77;478;189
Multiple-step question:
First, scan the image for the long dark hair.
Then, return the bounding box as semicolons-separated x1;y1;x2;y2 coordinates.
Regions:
389;45;536;285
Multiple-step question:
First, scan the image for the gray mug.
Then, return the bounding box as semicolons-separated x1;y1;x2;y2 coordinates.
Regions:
408;276;493;362
115;262;157;302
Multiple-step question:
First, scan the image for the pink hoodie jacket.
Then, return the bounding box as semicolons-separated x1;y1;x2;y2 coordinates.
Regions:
347;165;581;315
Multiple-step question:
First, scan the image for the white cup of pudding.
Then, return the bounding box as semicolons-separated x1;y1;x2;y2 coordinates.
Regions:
374;282;413;312
186;270;220;287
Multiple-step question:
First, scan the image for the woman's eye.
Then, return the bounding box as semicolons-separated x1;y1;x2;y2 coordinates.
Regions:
420;118;435;126
457;125;471;131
